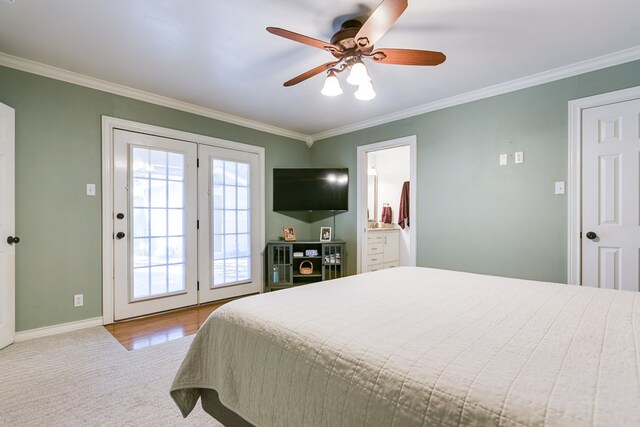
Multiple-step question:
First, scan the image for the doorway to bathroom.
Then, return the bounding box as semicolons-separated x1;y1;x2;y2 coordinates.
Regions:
356;136;417;274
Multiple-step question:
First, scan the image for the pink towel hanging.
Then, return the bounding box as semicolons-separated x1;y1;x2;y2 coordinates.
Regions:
381;204;392;224
398;181;410;229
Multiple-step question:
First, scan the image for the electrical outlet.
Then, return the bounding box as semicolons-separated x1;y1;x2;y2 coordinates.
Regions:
499;154;508;166
74;294;84;307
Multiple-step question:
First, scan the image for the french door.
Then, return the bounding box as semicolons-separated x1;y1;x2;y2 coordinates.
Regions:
113;130;198;320
112;129;262;321
198;145;262;302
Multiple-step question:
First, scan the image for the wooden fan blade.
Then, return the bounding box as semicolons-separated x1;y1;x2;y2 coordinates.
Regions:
354;0;408;49
369;48;446;66
283;61;339;87
266;27;340;52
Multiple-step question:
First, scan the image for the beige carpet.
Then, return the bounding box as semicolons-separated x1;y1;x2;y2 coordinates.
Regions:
0;327;221;426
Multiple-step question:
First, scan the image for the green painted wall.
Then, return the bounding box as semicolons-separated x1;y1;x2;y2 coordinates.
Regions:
0;65;311;332
3;59;640;331
310;60;640;281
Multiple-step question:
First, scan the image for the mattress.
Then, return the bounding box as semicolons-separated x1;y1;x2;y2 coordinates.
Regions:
171;267;640;426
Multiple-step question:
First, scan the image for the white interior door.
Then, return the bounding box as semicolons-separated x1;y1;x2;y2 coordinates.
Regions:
113;130;198;320
198;145;262;302
0;102;15;350
582;98;640;290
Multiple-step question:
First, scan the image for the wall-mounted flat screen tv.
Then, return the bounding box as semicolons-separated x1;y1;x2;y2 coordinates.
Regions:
273;168;348;211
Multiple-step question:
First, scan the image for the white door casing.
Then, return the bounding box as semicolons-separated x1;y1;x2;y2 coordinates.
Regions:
102;117;266;324
113;129;198;320
0;102;15;350
198;145;262;302
356;136;417;274
581;98;640;290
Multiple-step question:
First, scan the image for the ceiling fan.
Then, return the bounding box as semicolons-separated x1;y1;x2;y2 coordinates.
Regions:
266;0;446;100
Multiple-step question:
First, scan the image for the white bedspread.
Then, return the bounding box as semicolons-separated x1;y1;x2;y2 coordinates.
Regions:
171;267;640;426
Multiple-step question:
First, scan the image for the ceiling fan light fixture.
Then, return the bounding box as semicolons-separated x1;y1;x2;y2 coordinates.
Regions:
346;60;370;86
267;0;446;102
321;71;343;96
354;80;376;101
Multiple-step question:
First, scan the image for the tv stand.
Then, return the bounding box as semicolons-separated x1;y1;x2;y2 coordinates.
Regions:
266;240;346;291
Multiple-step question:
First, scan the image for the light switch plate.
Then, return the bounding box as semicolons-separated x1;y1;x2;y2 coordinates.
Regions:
515;151;524;164
86;183;96;196
499;154;507;166
555;181;565;195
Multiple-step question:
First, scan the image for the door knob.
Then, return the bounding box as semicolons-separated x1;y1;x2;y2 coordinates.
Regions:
116;232;126;239
585;231;597;240
7;236;20;245
116;213;125;219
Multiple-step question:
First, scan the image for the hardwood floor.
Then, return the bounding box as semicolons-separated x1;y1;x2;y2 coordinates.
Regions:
104;300;231;351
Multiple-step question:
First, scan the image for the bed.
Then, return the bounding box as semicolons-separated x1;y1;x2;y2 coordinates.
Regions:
170;267;640;426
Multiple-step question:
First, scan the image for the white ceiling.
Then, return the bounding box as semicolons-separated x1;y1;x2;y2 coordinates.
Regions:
1;0;639;139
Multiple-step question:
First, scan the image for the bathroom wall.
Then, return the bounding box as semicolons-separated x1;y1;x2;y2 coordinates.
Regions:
367;146;411;265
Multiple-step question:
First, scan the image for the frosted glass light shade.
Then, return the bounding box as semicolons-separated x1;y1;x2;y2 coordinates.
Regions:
321;72;342;96
346;61;370;86
354;81;376;101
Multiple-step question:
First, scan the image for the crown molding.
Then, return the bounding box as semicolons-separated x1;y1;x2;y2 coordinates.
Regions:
304;136;314;147
311;45;640;141
3;45;640;144
0;52;309;142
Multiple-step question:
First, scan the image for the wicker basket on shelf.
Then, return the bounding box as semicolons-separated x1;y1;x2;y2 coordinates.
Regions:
299;260;313;275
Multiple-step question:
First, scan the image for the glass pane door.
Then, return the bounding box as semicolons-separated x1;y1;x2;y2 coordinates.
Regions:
113;130;198;321
199;145;262;303
211;159;251;286
131;147;186;300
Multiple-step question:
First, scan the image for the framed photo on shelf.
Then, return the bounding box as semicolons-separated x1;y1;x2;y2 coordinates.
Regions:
320;227;332;242
283;226;296;242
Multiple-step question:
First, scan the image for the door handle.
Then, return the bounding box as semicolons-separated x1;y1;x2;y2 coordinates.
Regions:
7;236;20;245
116;232;126;239
585;231;597;240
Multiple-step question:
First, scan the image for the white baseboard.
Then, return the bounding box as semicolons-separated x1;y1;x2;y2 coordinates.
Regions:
14;317;104;342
